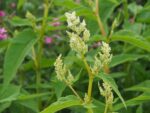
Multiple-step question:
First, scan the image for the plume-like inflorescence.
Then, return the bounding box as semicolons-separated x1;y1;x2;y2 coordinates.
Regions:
65;11;90;55
99;82;114;111
92;42;112;74
54;54;74;85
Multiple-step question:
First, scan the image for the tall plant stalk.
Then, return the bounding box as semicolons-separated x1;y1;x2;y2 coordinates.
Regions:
94;0;106;36
31;0;53;109
36;0;49;94
82;55;94;113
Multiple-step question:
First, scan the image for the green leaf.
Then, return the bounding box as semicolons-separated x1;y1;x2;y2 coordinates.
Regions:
22;57;55;71
0;39;10;49
0;85;20;103
3;29;37;86
125;80;150;92
99;0;120;23
109;72;127;78
25;84;52;89
46;26;66;31
93;99;105;113
52;80;66;99
15;90;40;113
110;54;147;67
123;21;142;35
18;92;51;100
9;16;32;27
136;105;143;113
17;0;25;9
10;100;38;113
54;0;79;9
89;35;106;43
137;5;150;23
114;93;150;111
111;30;150;52
128;3;143;16
96;73;126;108
0;102;11;113
40;95;82;113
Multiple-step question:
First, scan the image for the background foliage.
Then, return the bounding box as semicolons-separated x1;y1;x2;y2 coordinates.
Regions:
0;0;150;113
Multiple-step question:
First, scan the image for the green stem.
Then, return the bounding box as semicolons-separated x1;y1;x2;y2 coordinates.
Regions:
36;0;50;91
32;46;40;95
32;47;41;109
82;55;93;77
87;108;94;113
95;0;106;36
38;0;50;61
107;18;118;43
87;76;94;102
68;84;83;102
82;55;94;113
32;47;40;92
34;0;53;109
104;103;108;113
87;77;94;113
64;79;83;102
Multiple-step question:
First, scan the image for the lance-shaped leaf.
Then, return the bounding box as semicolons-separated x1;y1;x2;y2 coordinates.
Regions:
3;29;37;86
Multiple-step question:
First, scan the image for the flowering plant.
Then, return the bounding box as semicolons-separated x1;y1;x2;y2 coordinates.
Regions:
0;0;150;113
53;11;122;113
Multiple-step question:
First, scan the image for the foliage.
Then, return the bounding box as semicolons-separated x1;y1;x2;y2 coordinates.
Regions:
0;0;150;113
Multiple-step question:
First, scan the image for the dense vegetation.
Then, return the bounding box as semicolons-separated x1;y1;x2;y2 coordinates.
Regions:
0;0;150;113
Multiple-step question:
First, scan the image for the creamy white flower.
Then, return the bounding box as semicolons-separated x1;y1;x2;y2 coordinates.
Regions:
65;12;90;55
66;70;74;85
65;11;76;21
91;42;112;74
84;93;90;103
69;32;88;55
54;55;75;85
98;82;114;105
83;29;90;42
54;54;67;81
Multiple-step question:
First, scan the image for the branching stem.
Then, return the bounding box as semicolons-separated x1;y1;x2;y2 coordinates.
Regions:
68;84;83;102
82;55;94;113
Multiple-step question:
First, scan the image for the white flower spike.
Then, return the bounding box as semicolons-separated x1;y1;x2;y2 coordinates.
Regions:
65;11;90;56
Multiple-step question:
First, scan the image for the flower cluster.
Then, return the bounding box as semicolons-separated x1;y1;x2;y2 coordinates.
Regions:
92;42;112;74
54;54;74;85
0;27;8;40
99;82;114;110
65;12;90;55
100;42;112;65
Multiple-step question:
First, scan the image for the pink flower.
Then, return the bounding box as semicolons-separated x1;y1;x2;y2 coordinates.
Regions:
51;21;61;27
0;27;8;40
45;37;53;44
50;18;61;27
0;11;5;17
